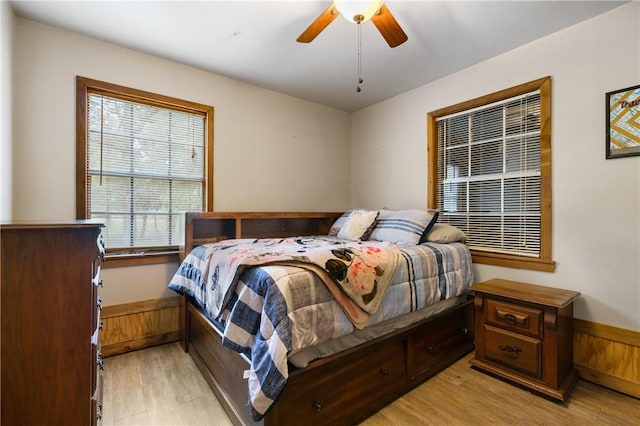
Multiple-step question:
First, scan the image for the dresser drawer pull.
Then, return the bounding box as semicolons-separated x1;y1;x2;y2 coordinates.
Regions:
380;368;389;376
98;234;106;260
97;351;104;370
314;401;323;412
498;344;522;358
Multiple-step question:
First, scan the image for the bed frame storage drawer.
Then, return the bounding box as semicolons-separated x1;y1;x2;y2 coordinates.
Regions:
406;307;471;380
272;339;406;425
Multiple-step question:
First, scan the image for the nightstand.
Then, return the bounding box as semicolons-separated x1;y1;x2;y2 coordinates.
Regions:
470;278;580;401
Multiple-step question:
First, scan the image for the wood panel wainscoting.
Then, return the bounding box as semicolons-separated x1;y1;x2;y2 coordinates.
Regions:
573;318;640;398
100;297;181;357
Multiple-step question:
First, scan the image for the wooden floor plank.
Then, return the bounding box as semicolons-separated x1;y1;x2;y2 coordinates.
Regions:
105;348;147;422
103;343;232;426
103;343;639;425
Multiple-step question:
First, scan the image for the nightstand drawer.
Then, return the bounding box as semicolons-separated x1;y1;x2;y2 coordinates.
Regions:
486;299;542;337
484;325;541;379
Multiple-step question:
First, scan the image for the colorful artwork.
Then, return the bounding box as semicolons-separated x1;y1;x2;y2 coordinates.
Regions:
606;84;640;159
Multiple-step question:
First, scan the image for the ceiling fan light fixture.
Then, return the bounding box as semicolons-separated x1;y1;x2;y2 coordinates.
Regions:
334;0;384;24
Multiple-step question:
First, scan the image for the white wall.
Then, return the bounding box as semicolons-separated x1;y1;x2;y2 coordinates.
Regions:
10;4;640;329
1;1;13;221
12;18;351;305
350;3;640;331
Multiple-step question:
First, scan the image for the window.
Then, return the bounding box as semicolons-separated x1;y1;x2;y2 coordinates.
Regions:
427;77;554;272
76;77;214;265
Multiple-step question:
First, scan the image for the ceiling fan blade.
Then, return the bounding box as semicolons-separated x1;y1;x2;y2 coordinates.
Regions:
371;4;408;48
297;4;340;43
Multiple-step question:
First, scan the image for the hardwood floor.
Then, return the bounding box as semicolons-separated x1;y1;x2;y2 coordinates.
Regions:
103;343;639;425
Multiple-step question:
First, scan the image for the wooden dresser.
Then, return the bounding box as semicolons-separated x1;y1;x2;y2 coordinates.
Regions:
470;278;580;401
1;221;105;425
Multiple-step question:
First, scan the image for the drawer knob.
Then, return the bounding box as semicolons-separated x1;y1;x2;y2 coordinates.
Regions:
498;344;522;358
380;368;389;376
314;401;323;412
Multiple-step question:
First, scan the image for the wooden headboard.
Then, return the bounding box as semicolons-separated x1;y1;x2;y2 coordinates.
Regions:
180;212;343;260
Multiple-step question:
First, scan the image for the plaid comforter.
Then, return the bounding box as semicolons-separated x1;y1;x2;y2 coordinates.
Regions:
168;238;472;420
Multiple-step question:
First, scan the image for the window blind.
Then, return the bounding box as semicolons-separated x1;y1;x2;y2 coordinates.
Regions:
435;91;541;257
87;94;205;251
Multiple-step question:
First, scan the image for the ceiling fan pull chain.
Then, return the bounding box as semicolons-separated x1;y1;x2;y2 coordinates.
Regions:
356;21;363;93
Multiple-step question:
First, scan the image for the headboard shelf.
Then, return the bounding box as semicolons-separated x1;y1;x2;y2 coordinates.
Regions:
181;212;342;259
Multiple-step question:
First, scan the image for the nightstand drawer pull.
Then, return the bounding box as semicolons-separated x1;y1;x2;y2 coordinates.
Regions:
503;313;517;325
498;344;522;358
314;401;323;412
496;308;529;328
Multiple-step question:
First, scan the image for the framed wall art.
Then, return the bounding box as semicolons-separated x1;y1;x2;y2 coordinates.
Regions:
606;84;640;159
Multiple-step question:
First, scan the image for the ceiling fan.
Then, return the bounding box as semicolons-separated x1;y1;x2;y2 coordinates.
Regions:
297;0;408;48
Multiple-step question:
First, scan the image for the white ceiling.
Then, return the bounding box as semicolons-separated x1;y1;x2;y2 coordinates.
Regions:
10;0;626;112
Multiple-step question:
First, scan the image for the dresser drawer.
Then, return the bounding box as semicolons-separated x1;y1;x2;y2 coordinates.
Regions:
485;299;542;337
484;325;541;379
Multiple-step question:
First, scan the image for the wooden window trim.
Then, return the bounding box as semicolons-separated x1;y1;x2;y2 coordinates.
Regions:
76;76;214;265
103;252;179;268
427;76;555;272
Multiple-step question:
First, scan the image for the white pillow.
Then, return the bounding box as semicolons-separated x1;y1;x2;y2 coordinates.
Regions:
337;210;379;241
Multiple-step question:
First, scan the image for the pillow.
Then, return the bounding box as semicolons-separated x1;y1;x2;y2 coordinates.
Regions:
425;223;467;243
336;210;379;241
368;209;439;244
328;210;353;236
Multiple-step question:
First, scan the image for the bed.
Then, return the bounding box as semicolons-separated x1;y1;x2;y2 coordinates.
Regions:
169;211;474;425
